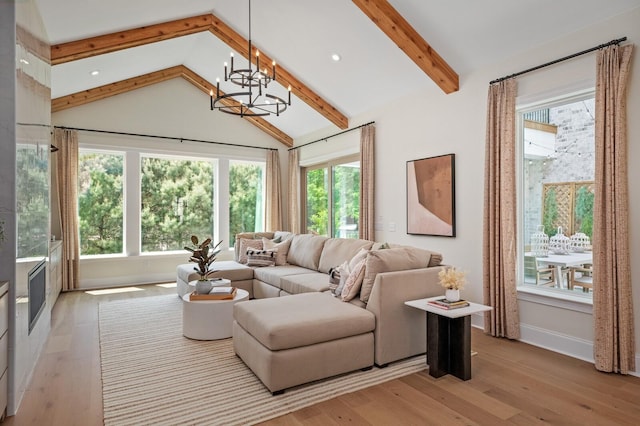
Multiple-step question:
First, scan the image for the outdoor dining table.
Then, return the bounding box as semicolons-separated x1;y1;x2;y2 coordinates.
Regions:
531;251;593;288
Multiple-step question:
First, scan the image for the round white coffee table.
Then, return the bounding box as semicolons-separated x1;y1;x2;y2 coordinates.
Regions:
182;288;249;340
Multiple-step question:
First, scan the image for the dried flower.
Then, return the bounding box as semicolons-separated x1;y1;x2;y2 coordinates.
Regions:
438;267;467;290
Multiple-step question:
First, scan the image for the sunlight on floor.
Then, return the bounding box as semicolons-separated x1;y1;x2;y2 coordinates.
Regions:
85;287;144;295
156;283;177;288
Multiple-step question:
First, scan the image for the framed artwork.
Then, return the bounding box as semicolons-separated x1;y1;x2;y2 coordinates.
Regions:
406;153;456;237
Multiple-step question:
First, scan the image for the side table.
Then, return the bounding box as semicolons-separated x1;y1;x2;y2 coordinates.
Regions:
405;297;492;380
182;288;249;340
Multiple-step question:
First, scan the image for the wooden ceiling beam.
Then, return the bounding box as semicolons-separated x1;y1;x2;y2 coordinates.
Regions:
50;13;348;130
51;14;214;65
51;65;293;146
352;0;459;94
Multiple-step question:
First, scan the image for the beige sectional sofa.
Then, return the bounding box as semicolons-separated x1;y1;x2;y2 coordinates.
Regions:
177;231;446;394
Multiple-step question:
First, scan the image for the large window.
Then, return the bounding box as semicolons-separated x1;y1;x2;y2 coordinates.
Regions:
78;150;124;255
304;156;360;238
519;91;595;298
228;160;265;247
140;156;215;252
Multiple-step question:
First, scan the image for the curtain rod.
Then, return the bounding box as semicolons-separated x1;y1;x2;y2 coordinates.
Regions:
490;37;627;85
288;121;375;151
17;123;278;151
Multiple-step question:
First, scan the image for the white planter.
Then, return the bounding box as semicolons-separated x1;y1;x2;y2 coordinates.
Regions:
195;280;213;294
445;289;460;302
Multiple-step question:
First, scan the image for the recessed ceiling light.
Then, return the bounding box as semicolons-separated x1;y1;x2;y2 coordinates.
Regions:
331;53;341;62
90;70;100;76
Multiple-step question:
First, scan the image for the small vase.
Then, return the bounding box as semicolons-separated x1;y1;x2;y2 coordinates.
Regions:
445;289;460;302
195;280;213;294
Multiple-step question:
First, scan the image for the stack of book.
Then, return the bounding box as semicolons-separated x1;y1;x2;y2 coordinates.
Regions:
189;286;237;301
427;298;470;310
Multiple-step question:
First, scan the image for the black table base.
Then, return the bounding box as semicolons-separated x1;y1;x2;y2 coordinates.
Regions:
426;312;471;380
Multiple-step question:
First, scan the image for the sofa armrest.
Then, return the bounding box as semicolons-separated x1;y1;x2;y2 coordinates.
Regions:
366;266;445;366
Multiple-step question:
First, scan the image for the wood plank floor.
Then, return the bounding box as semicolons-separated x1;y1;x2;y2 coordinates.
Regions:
5;284;640;425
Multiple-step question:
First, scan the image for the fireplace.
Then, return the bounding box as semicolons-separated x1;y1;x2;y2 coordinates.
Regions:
28;259;46;334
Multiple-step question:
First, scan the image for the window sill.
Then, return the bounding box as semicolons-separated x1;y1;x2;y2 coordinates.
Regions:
517;285;593;314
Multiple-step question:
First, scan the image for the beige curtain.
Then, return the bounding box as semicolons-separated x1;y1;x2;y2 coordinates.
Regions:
359;124;375;240
54;128;80;291
593;44;635;374
265;150;282;231
483;79;520;339
287;149;301;233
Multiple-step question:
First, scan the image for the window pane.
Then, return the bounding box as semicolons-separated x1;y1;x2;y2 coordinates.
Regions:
306;168;329;236
229;161;264;247
141;157;214;252
522;96;595;295
78;151;124;255
332;162;360;238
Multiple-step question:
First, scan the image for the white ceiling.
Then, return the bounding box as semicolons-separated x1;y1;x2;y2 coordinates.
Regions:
35;0;640;140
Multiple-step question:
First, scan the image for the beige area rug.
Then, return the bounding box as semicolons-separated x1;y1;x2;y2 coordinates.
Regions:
99;294;427;426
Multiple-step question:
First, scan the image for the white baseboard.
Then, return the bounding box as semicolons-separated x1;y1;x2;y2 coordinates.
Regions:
79;272;175;290
471;314;639;378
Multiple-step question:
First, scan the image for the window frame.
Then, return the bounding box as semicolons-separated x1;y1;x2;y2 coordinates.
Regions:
516;88;595;310
77;147;126;258
301;154;360;238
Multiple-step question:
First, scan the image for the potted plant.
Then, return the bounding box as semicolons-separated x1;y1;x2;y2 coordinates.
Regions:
438;267;467;302
184;235;223;294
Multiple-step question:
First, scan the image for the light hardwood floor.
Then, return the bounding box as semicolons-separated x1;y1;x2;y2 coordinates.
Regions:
5;285;640;425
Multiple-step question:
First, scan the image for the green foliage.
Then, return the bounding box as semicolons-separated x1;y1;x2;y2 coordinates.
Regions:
228;163;263;247
306;168;328;235
140;157;214;252
574;186;594;238
78;153;124;255
543;188;558;236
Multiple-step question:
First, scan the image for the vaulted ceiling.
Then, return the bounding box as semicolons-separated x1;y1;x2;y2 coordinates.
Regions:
35;0;640;146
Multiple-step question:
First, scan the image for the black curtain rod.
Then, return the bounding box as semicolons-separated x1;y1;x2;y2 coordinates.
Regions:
490;37;627;85
17;123;277;151
288;121;375;151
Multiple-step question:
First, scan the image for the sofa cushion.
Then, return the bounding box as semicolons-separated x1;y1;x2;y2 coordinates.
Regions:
287;234;329;270
341;258;367;302
233;293;375;351
318;238;374;274
359;247;429;303
262;237;292;266
280;272;331;294
388;243;443;267
253;265;314;289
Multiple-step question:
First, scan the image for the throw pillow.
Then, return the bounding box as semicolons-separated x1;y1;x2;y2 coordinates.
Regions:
245;249;277;267
238;238;263;264
341;258;366;302
333;260;350;296
262;237;292;266
348;247;370;270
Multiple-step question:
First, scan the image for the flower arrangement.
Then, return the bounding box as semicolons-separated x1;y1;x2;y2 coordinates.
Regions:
184;235;223;281
438;267;467;290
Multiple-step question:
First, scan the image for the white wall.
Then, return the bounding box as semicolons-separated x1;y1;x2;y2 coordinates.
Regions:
53;78;289;288
345;8;640;370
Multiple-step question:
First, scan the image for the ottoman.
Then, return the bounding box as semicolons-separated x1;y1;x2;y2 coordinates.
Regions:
176;261;254;298
233;292;375;394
